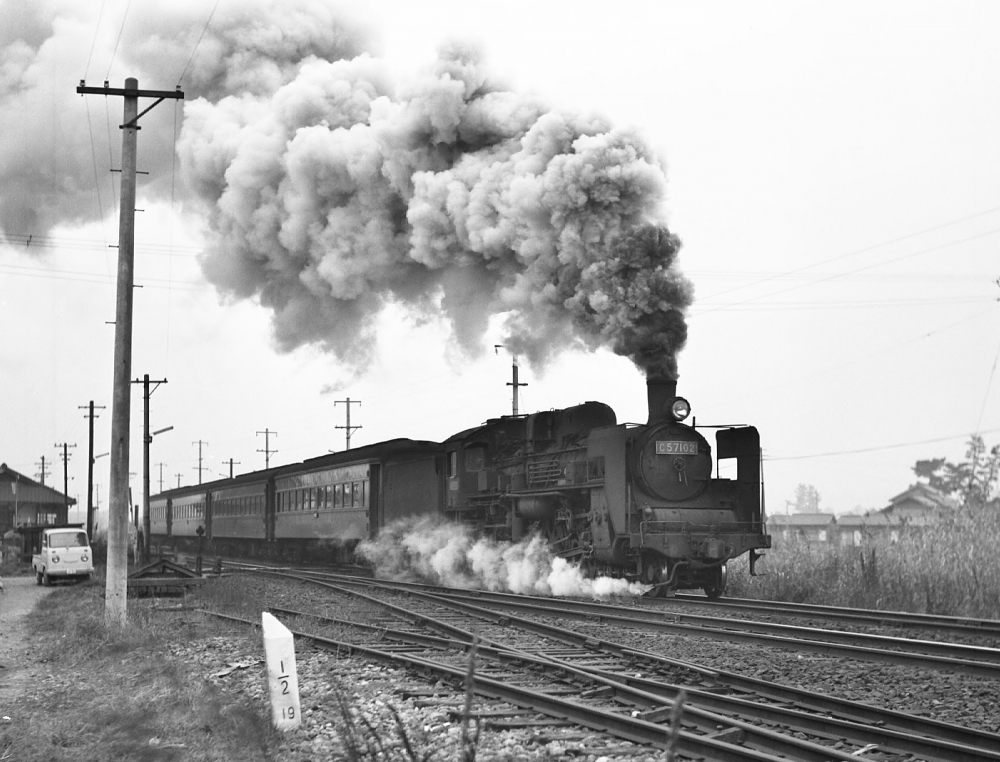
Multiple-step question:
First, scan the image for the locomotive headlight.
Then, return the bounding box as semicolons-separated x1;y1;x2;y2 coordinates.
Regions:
670;397;691;421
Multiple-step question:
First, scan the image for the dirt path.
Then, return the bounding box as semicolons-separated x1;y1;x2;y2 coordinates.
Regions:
0;576;54;714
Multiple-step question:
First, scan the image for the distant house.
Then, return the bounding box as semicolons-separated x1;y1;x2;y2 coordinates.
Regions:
0;462;75;534
837;512;905;546
883;483;957;521
768;512;837;544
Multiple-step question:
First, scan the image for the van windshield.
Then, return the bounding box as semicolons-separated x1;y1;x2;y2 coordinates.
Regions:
48;532;89;548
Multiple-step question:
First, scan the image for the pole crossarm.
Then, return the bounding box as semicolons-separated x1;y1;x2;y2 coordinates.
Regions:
77;83;184;99
77;83;184;130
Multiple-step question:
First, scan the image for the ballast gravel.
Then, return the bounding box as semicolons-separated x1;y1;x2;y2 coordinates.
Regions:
177;576;1000;761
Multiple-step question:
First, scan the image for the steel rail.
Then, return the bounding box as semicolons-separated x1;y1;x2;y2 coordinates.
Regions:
281;570;1000;651
259;570;1000;755
351;580;1000;677
248;569;1000;751
266;604;1000;762
307;573;1000;751
205;609;817;762
671;593;1000;638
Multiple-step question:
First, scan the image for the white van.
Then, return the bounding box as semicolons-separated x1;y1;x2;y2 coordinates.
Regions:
32;528;94;585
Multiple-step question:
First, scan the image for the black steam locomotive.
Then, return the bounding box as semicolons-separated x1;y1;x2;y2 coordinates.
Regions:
150;378;770;597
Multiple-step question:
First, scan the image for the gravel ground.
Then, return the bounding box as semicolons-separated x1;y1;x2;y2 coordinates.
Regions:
3;573;998;761
0;575;54;716
183;576;1000;761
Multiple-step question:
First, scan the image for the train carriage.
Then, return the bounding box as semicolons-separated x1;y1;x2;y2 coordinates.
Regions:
149;495;170;545
210;473;271;557
170;491;209;543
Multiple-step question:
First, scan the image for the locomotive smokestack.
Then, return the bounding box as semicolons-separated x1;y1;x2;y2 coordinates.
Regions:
647;377;677;425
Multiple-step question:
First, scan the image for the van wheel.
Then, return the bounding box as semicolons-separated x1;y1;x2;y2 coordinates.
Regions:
42;572;52;587
36;571;42;586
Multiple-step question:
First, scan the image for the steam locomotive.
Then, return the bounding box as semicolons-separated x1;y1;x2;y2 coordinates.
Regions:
150;378;770;597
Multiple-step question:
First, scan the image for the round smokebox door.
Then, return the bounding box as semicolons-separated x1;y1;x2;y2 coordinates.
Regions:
633;423;712;502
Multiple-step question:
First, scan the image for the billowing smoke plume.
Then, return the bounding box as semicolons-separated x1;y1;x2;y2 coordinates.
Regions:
357;516;651;599
179;43;693;377
3;1;693;377
0;0;368;236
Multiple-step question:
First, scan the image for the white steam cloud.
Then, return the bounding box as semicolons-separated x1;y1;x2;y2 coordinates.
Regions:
3;0;693;378
357;516;651;599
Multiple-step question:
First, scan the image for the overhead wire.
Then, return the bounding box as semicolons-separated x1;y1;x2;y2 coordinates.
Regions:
176;0;222;86
717;302;999;407
693;225;1000;318
766;426;1000;462
975;330;1000;434
698;204;1000;303
83;99;108;278
104;0;133;83
83;0;109;83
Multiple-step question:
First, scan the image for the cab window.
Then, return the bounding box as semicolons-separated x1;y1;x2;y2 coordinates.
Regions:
465;446;485;472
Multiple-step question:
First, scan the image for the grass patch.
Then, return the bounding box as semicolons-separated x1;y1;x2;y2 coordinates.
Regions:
0;577;280;762
1;572;485;762
729;507;1000;618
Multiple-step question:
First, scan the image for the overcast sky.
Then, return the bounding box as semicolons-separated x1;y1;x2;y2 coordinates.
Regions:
1;0;998;529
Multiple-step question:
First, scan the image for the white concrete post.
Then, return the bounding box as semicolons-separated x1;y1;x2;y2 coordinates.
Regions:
262;612;301;730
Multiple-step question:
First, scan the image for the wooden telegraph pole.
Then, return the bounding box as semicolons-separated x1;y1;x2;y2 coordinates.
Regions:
77;78;183;627
133;374;169;564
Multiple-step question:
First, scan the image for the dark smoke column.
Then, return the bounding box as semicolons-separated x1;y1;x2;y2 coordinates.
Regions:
177;45;693;375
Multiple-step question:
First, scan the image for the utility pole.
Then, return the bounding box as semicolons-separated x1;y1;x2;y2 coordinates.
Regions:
133;374;168;563
192;440;208;484
54;442;77;512
224;458;241;479
256;429;277;468
175;473;183;489
335;398;361;450
156;462;166;492
77;77;183;628
35;455;50;486
79;401;105;540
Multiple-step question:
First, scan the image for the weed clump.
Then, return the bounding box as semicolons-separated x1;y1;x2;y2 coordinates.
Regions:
729;507;1000;618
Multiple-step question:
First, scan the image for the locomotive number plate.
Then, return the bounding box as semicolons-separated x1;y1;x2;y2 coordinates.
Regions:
656;440;698;455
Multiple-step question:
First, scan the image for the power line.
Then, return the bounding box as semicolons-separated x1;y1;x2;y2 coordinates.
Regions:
84;0;109;82
766;426;1000;462
177;0;222;86
699;204;1000;304
695;226;1000;318
104;0;134;82
975;321;1000;433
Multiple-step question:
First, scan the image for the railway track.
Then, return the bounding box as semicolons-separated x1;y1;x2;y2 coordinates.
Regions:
203;568;1000;761
670;593;1000;639
272;569;1000;678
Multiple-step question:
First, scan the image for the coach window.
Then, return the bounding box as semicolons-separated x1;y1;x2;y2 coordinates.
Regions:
465;446;485;472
